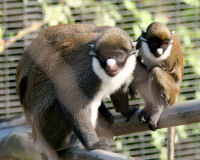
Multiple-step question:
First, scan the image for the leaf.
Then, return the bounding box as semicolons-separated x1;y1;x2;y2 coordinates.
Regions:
154;14;169;24
123;0;136;11
182;0;200;7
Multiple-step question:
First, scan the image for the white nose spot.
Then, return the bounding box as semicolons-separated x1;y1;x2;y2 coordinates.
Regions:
107;59;116;66
157;48;163;55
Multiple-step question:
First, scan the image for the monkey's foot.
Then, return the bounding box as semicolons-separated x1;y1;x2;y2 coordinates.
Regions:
147;119;158;131
90;138;110;151
138;110;159;131
138;109;150;123
70;134;84;149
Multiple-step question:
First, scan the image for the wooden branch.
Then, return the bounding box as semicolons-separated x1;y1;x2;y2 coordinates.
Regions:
60;149;135;160
0;20;48;53
0;125;43;160
0;121;135;160
112;100;200;136
0;100;200;159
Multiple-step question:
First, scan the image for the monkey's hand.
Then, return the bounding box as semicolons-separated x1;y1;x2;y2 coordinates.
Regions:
90;137;111;151
70;135;110;151
138;109;150;123
138;109;158;131
138;105;164;131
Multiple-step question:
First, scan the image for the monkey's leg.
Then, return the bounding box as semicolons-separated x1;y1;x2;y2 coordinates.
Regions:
144;68;167;130
70;103;114;150
136;66;166;130
130;61;149;98
147;67;179;130
31;125;60;160
141;104;164;131
150;67;179;159
131;62;157;126
150;67;180;105
70;105;115;150
58;100;110;151
69;134;84;149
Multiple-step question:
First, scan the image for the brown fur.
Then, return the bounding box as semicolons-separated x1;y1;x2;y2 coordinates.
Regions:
131;22;184;128
131;22;184;160
16;23;135;153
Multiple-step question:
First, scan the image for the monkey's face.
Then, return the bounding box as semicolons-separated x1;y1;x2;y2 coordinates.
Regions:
91;48;135;77
139;22;174;64
146;37;171;57
141;31;173;58
139;31;173;65
91;47;136;95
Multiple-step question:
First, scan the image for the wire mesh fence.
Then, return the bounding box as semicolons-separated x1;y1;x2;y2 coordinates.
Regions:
0;0;200;159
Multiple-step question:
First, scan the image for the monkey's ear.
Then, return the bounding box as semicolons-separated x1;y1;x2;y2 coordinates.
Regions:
142;29;146;34
131;42;137;49
142;29;146;37
130;41;138;55
89;51;96;56
89;44;96;56
90;44;95;49
136;40;141;50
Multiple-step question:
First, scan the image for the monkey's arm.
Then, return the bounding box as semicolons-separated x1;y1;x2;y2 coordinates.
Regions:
151;67;181;105
130;61;150;97
57;99;109;150
98;102;114;123
110;87;138;121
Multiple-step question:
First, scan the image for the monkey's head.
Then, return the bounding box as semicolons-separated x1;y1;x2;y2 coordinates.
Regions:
139;22;173;59
90;28;137;78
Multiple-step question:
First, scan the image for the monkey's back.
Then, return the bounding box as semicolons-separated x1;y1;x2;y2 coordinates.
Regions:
16;24;112;149
16;24;111;104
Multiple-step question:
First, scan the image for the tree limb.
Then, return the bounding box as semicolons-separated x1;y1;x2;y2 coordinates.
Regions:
112;100;200;136
0;100;200;160
0;20;48;53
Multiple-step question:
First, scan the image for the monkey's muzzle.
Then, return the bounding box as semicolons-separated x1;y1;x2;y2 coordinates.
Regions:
105;59;120;77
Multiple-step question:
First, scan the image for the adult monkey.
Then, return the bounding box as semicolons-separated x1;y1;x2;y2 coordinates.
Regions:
16;24;137;152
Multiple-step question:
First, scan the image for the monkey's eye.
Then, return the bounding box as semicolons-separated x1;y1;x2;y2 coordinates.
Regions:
162;41;169;47
152;42;158;47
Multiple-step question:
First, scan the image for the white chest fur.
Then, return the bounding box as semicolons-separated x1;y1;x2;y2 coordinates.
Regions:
140;41;172;69
89;55;136;127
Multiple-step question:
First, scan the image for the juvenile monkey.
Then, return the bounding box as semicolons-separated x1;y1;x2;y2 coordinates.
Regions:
16;24;137;151
131;22;184;160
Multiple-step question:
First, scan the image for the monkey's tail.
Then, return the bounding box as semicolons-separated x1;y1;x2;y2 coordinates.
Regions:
167;126;175;160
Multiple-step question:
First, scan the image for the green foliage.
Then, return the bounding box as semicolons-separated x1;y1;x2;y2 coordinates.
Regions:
0;27;4;39
152;129;167;160
176;125;188;141
123;0;168;39
44;5;74;25
182;0;200;7
94;1;121;26
124;0;153;38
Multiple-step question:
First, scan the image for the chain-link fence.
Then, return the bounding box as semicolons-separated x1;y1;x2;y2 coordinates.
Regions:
0;0;200;159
